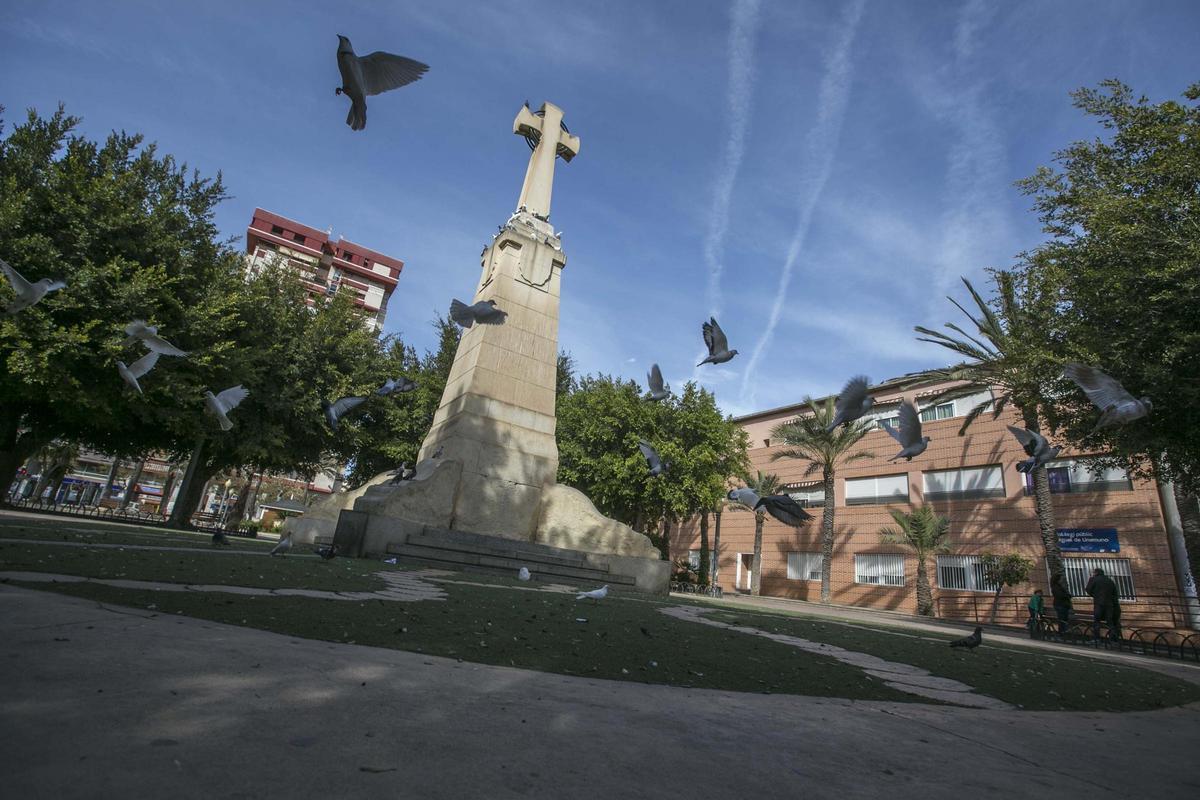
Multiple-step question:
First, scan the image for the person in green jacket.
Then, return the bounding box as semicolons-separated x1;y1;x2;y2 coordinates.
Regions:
1027;589;1045;638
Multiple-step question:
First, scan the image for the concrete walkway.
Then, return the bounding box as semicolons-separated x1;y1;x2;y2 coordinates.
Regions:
3;586;1198;799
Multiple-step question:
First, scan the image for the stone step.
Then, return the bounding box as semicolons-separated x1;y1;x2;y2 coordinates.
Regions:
387;543;637;587
404;532;593;570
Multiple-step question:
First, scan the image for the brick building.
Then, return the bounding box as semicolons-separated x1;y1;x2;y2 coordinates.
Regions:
671;375;1198;631
244;208;403;333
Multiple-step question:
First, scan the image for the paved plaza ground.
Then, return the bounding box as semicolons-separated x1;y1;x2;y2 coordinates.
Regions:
2;510;1199;798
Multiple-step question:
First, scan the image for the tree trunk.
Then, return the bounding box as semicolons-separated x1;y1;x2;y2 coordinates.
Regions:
699;511;711;587
97;458;121;506
159;468;178;517
659;516;672;562
47;466;68;504
1022;410;1064;584
989;586;1004;624
752;512;764;596
713;508;722;587
119;459;145;510
819;467;836;604
241;473;263;522
167;435;210;529
916;555;934;616
1174;484;1200;592
226;475;254;525
0;414;45;506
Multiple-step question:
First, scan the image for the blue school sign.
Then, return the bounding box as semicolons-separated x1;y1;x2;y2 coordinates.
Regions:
1057;528;1120;553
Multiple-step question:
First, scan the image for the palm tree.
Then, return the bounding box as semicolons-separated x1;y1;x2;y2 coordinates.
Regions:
914;272;1067;583
728;470;781;596
770;401;875;603
880;505;951;616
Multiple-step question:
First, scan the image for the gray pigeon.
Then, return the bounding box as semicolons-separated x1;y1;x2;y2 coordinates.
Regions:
949;626;982;649
1063;363;1152;431
576;585;608;602
638;440;668;476
124;320;188;357
697;317;738;366
646;363;670;401
116;350;161;395
882;400;930;461
755;494;814;526
270;534;293;556
376;376;417;396
211;531;231;547
1007;425;1061;473
204;385;250;432
315;543;338;560
335;34;429;131
1;257;66;315
449;298;507;328
389;461;415;484
323;395;368;431
727;487;761;509
827;376;874;431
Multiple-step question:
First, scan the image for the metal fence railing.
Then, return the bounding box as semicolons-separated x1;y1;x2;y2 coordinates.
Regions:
2;497;259;538
936;592;1187;630
1030;616;1200;663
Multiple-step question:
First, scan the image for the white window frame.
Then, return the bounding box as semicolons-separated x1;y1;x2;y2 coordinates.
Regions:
784;483;826;508
687;549;717;572
845;474;910;506
854;553;906;586
923;465;1005;501
936;554;998;592
787;552;822;581
1060;557;1136;600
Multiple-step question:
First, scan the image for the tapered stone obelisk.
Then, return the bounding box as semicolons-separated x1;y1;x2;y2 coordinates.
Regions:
292;102;666;591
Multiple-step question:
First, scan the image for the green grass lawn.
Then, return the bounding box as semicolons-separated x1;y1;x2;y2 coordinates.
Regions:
0;514;277;551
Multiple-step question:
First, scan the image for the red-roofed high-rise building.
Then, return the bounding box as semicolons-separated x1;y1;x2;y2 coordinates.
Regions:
244;208;403;333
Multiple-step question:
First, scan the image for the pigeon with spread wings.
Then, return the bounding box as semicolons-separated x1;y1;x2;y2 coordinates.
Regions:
1;257;66;315
336;35;428;131
697;317;737;366
882;400;930;461
1062;363;1151;431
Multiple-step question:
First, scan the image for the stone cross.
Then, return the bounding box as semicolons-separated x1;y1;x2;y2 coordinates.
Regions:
513;102;581;220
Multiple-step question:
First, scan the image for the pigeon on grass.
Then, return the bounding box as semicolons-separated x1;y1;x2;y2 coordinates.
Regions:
323;395;368;431
1;257;66;315
882;400;930;461
949;627;982;650
1062;363;1152;431
646;363;670;401
517;567;531;581
335;35;428;131
827;376;874;431
449;299;507;327
211;531;231;547
1007;426;1061;473
576;585;608;603
123;320;188;356
270;534;293;556
697;317;737;366
315;544;338;560
117;350;161;395
205;385;250;431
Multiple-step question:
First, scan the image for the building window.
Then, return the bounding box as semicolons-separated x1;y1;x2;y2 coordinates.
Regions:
918;401;954;422
270;224;284;235
1062;557;1136;599
1023;460;1133;495
936;555;998;592
784;483;825;507
787;552;822;581
687;549;716;571
845;474;909;506
855;554;905;586
923;465;1005;501
342;251;354;263
292;232;306;245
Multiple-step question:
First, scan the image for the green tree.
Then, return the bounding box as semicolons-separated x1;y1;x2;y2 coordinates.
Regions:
914;272;1067;585
1016;80;1200;585
980;552;1034;625
770;398;874;603
880;505;951;617
728;470;781;596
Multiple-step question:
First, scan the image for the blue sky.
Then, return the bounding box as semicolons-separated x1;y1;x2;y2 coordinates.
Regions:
3;0;1198;417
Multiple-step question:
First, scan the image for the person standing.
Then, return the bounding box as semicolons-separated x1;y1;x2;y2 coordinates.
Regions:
1050;573;1073;636
1027;589;1045;638
1085;567;1121;641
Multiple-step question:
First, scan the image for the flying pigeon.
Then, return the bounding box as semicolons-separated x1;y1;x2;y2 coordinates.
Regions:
315;543;338;560
449;298;507;327
576;585;609;602
204;385;250;432
755;494;814;527
949;626;982;649
335;34;429;131
1007;425;1061;473
116;350;161;395
1062;363;1152;431
882;400;930;461
697;317;738;366
638;440;668;476
376;376;417;396
517;567;531;581
727;487;761;509
270;534;293;556
646;363;670;401
211;531;231;547
1;257;66;315
123;320;188;357
827;376;874;431
322;395;368;431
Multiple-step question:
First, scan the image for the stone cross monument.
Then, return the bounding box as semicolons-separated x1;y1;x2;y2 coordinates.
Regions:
288;101;666;592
